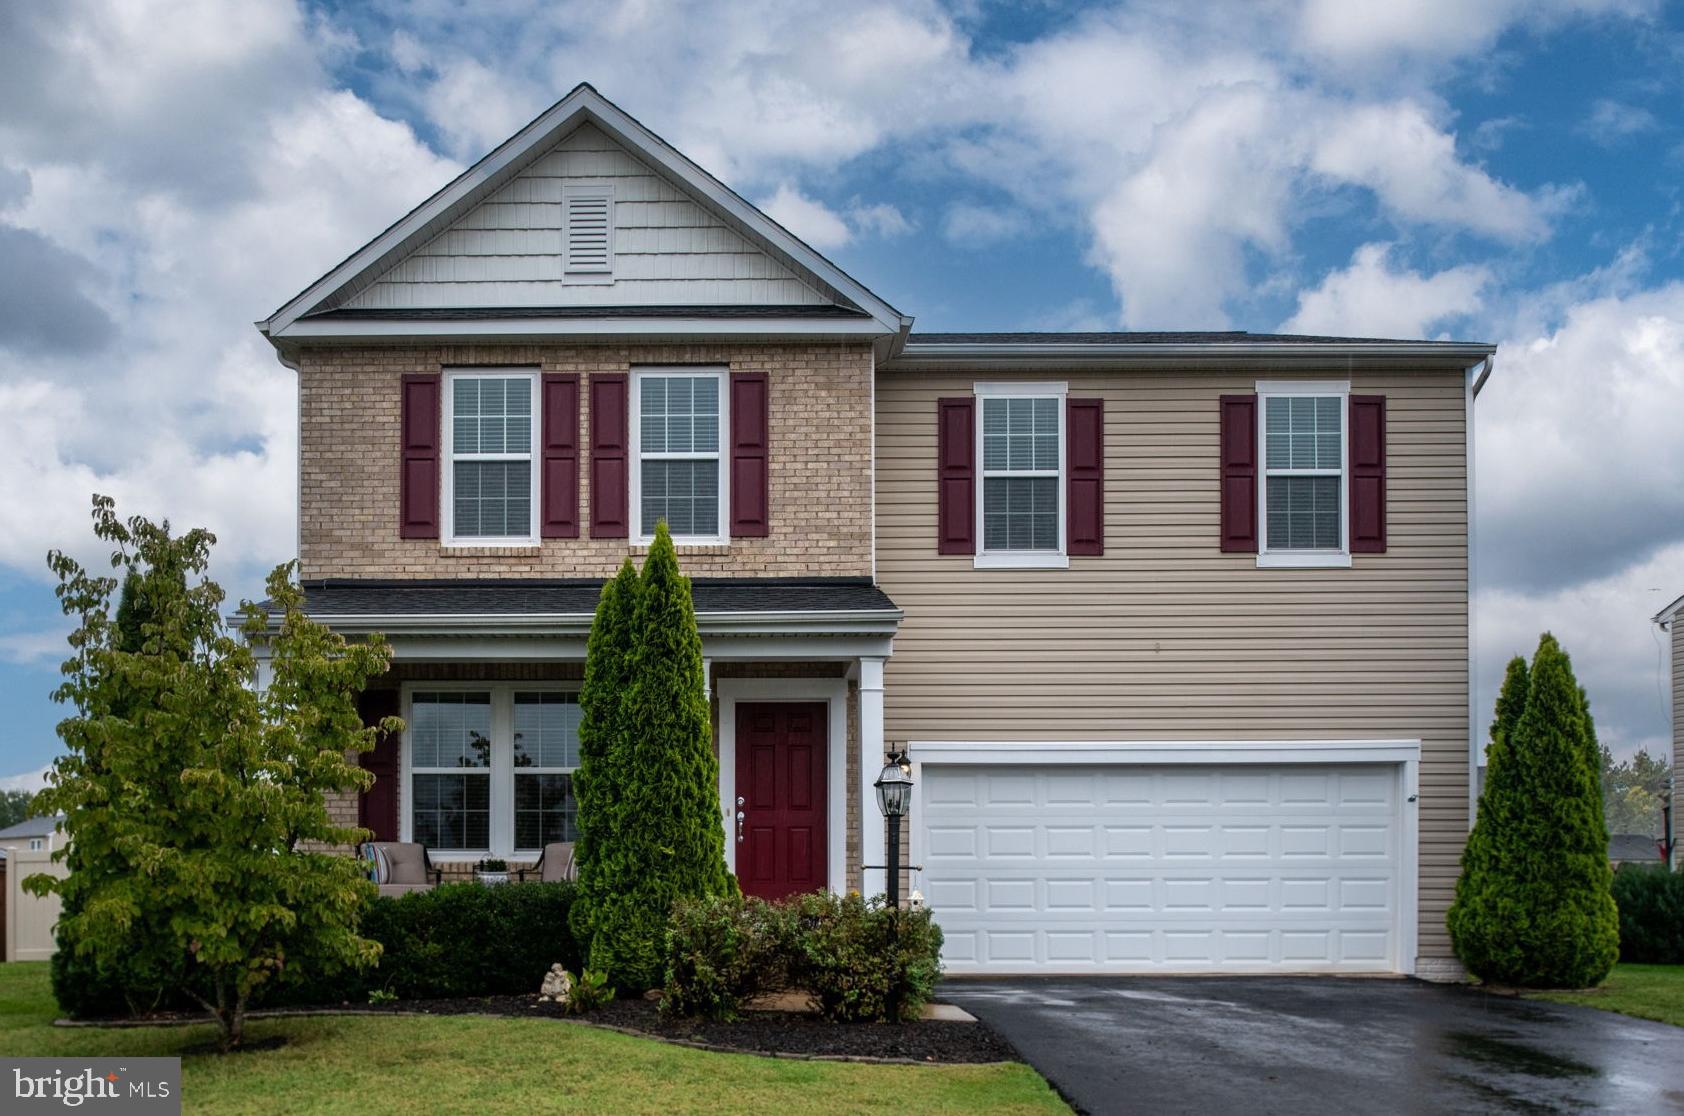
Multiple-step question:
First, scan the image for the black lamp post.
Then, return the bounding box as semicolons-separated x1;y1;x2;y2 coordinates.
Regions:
874;753;913;908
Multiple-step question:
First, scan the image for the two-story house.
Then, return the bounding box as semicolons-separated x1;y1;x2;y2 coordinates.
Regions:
256;85;1493;980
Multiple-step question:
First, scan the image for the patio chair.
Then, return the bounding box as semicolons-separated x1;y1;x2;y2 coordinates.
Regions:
363;841;444;896
517;841;577;883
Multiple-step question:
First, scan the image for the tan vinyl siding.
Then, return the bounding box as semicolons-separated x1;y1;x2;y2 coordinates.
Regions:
875;367;1471;961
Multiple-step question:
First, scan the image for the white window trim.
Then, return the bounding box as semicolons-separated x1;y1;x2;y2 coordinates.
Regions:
974;381;1069;570
1255;379;1352;570
442;368;540;548
400;681;579;861
562;182;615;284
630;366;730;546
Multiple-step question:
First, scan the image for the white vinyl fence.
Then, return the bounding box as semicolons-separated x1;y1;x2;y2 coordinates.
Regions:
6;844;64;962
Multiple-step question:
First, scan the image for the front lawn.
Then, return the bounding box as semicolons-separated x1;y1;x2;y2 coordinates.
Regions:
0;965;1065;1115
1525;964;1684;1027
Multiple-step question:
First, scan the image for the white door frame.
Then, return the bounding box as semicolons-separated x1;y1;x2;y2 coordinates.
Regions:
717;677;849;895
907;738;1421;975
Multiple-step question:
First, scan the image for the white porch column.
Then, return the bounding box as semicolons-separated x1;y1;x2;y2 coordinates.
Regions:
858;656;887;898
701;657;712;700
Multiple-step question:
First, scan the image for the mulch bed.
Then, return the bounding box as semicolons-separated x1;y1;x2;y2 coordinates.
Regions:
363;994;1020;1064
62;994;1019;1064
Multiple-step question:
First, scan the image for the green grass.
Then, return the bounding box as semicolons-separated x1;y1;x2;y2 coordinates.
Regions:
1526;964;1684;1027
0;964;1065;1115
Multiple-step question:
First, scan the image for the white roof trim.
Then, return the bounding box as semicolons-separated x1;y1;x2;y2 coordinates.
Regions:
249;607;903;639
276;315;888;342
1654;592;1684;626
885;340;1497;368
260;84;908;340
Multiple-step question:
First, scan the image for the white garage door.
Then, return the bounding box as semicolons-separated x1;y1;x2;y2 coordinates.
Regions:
920;763;1403;974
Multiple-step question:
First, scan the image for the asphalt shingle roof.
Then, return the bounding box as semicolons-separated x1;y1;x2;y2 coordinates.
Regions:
0;815;63;840
906;330;1455;345
275;578;899;617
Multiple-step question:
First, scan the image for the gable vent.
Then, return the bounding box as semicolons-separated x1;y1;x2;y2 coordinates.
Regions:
565;187;614;276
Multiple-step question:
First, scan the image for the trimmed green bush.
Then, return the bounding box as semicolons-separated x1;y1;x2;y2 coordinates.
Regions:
57;882;581;1017
661;894;787;1020
661;891;944;1023
585;523;734;992
1448;633;1619;988
1611;865;1684;964
571;558;639;953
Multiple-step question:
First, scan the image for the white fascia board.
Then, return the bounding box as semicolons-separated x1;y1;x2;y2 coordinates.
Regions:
884;341;1497;369
1654;592;1684;626
262;85;907;337
907;738;1422;766
269;315;890;343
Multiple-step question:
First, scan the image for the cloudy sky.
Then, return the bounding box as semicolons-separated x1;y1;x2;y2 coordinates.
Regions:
1;0;1680;789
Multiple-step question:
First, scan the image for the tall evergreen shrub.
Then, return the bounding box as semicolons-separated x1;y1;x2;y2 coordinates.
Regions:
585;522;733;990
570;559;639;951
1447;634;1619;987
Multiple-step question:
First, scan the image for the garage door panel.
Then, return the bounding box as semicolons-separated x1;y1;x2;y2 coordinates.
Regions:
921;762;1402;973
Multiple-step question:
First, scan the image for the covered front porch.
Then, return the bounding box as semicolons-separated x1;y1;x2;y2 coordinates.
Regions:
259;578;901;896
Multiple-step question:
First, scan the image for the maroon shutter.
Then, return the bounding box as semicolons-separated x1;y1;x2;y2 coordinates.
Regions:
357;688;401;842
1066;398;1104;556
729;372;769;537
1219;394;1258;553
589;373;629;538
540;373;580;538
399;374;440;539
1349;394;1387;553
936;397;975;555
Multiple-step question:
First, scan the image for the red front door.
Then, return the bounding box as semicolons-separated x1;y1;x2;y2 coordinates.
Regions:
736;702;827;900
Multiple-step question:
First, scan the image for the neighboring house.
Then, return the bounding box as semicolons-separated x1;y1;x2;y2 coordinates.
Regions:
0;815;64;854
1654;593;1682;868
1608;833;1664;867
253;84;1494;980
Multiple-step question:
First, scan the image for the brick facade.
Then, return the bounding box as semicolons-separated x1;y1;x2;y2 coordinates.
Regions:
297;342;874;581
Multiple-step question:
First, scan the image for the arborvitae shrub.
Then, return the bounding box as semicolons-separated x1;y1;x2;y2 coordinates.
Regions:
1447;634;1619;987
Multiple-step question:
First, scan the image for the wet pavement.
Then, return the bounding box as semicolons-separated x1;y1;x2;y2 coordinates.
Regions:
940;976;1684;1115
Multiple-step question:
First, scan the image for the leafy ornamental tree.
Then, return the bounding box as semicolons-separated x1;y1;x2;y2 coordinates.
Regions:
1447;633;1619;988
570;558;640;952
1601;746;1671;838
576;521;733;991
0;789;34;830
27;496;397;1049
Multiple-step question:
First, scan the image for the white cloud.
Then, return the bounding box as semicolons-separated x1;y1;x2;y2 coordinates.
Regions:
1476;540;1682;761
847;201;914;239
942;203;1031;246
1298;0;1659;71
0;765;52;794
1282;243;1488;338
758;184;853;250
1579;98;1659;145
1477;281;1684;595
0;626;72;666
1310;102;1561;241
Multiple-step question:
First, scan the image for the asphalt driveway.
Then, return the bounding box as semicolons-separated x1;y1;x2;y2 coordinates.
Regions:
940;976;1684;1115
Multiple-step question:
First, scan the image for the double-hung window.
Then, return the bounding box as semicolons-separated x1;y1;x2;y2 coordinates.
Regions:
975;382;1067;569
445;370;537;545
1258;381;1349;568
405;686;580;858
632;367;726;543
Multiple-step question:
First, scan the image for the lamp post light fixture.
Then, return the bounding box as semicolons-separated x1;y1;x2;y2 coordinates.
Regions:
875;751;914;908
